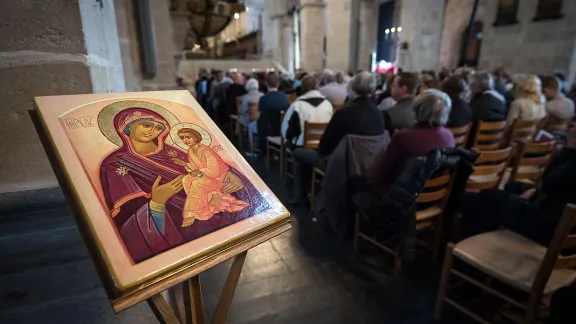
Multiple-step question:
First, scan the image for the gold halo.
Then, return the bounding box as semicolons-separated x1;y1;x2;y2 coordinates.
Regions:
98;100;180;146
170;123;212;150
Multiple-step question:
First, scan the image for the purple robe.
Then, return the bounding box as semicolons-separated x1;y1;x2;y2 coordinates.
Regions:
100;108;269;263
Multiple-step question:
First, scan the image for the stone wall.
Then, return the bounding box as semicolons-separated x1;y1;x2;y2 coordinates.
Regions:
358;0;379;71
438;0;576;78
476;0;576;77
0;0;125;193
326;0;352;70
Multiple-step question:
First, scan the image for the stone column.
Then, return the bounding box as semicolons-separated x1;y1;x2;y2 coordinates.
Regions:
299;0;325;73
326;0;352;71
0;0;125;193
398;0;446;72
281;16;295;75
358;0;379;71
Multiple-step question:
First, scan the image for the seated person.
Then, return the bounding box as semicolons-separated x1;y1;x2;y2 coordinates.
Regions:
442;75;473;127
256;73;290;155
507;75;546;123
319;71;347;106
460;123;576;246
383;72;419;135
375;89;455;189
541;75;575;121
469;71;507;122
288;72;387;205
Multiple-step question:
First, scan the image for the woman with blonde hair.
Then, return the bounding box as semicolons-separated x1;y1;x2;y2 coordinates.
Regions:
507;75;546;122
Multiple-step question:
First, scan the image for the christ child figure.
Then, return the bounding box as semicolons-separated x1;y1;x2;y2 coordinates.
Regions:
174;128;249;227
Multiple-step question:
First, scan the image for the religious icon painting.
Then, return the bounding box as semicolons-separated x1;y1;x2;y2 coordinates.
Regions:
33;91;290;310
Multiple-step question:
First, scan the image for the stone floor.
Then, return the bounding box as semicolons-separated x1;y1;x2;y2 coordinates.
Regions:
0;157;474;324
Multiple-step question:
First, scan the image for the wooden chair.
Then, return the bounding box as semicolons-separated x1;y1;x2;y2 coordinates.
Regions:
238;102;259;152
466;147;513;191
448;124;472;148
541;114;570;134
333;103;344;112
310;167;324;209
354;171;455;274
509;140;557;185
266;111;285;173
471;120;507;151
434;204;576;324
287;93;297;105
284;122;327;184
505;118;544;147
228;96;244;139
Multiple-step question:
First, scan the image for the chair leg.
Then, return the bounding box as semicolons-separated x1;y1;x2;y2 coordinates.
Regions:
432;213;445;262
393;247;402;276
525;290;543;324
434;243;455;320
353;213;360;252
310;169;316;209
266;142;270;170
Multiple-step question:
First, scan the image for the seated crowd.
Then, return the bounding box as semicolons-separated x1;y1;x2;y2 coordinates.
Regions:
192;66;576;323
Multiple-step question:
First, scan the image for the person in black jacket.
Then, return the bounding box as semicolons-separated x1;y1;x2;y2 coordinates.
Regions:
469;71;508;122
288;72;386;205
442;76;472;127
223;73;247;125
257;73;290;155
459;123;576;246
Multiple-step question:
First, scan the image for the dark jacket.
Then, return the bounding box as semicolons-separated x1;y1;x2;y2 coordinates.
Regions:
257;91;290;154
224;83;247;118
315;133;391;238
446;97;473;128
352;147;478;261
318;96;386;157
470;91;508;122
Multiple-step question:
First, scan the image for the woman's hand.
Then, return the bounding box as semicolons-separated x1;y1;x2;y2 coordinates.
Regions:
151;175;184;205
172;158;187;166
188;169;202;177
222;172;243;194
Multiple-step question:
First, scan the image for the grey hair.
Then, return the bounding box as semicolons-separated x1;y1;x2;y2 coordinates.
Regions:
351;71;376;97
323;71;337;84
469;70;494;91
335;72;346;84
245;78;259;92
413;89;452;126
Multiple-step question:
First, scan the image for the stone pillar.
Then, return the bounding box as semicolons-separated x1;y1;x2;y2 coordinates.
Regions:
358;0;379;71
398;0;446;71
326;0;352;71
299;0;325;73
281;16;295;75
0;0;125;193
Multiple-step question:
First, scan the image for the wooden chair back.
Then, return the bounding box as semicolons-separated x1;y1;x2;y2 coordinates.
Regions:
466;147;513;191
303;122;328;149
510;140;557;184
235;96;244;115
287;93;297;105
532;204;576;295
416;173;452;208
448;124;472;148
542;114;570;134
248;102;259;122
471;120;507;150
506;118;542;145
333;103;344;112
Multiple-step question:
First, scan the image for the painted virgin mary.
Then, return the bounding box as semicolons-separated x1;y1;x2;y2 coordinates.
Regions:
99;107;268;263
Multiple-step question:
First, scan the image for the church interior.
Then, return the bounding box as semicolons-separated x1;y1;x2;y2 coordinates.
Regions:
2;0;576;323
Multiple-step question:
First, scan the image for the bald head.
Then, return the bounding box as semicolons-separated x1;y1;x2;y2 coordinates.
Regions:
233;73;245;85
350;71;376;97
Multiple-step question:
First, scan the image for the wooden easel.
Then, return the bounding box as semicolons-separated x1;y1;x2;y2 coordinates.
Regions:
147;251;247;324
29;110;288;323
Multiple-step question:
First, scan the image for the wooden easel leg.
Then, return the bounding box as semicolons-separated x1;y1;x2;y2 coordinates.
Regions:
212;251;248;324
184;275;205;324
147;294;181;324
168;283;187;323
